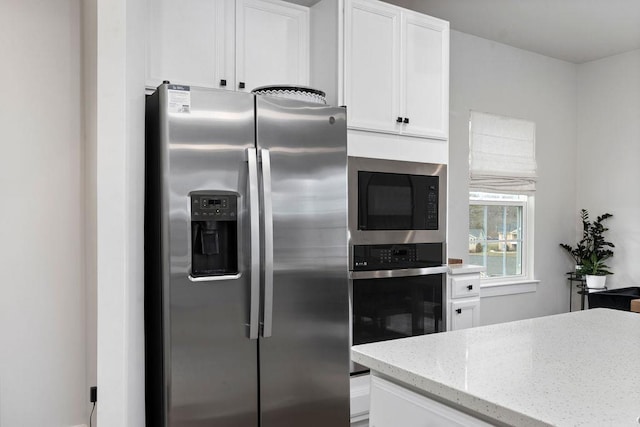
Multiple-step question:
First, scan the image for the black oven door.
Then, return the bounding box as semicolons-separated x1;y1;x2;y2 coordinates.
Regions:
352;273;444;346
358;171;439;231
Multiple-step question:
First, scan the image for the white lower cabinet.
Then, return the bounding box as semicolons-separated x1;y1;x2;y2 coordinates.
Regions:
450;299;480;331
350;374;371;425
447;268;482;331
369;376;491;427
351;417;369;427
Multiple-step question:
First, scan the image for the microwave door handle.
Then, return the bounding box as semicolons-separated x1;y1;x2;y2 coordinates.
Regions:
358;175;368;230
247;148;260;340
260;149;274;338
409;176;417;224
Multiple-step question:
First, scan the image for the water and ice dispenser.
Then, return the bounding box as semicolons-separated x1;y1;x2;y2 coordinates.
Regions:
190;191;238;277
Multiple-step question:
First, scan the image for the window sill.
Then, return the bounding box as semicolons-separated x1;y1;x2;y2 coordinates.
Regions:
480;279;540;298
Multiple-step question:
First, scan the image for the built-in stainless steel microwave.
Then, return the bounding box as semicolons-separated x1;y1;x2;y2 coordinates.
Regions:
348;157;447;247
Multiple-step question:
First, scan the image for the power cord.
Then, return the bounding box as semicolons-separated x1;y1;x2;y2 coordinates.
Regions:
89;401;96;427
89;386;97;427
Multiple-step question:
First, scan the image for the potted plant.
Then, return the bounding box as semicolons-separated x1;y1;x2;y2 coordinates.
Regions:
560;209;591;273
560;209;615;280
559;209;592;271
586;211;614;261
577;252;612;290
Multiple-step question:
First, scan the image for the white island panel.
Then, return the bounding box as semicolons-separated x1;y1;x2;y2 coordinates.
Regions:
353;309;640;426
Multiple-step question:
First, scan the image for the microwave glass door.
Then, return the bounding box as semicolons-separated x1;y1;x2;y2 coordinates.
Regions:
352;274;444;345
358;171;439;230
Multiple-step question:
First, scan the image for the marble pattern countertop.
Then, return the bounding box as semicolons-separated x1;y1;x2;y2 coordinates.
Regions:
352;309;640;427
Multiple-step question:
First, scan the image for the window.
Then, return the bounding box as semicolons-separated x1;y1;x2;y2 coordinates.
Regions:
468;111;536;282
469;192;528;279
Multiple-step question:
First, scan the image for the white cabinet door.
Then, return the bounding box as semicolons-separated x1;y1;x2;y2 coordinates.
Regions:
370;376;492;427
345;0;400;134
236;0;309;93
400;12;449;140
146;0;235;90
450;299;480;331
344;0;449;140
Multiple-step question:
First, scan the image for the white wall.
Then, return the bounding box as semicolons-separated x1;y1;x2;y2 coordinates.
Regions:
94;0;147;424
576;49;640;289
0;1;86;426
448;31;578;324
82;0;98;421
310;0;341;107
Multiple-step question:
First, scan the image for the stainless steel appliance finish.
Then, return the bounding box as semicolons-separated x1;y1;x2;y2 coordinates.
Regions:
347;157;447;375
145;84;349;426
255;96;349;426
348;156;447;249
349;265;448;280
348;243;446;375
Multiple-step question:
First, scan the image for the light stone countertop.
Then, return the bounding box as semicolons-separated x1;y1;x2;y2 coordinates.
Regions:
448;264;485;275
352;309;640;427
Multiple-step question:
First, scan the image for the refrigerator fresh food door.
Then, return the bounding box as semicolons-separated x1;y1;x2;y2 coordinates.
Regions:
161;86;259;426
255;96;350;426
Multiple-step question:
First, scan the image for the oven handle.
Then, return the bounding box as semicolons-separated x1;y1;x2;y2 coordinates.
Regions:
349;266;449;280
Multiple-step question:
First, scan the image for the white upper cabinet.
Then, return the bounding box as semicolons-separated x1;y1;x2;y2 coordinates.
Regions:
147;0;235;90
345;0;400;134
236;0;309;92
344;0;449;140
401;12;449;139
146;0;309;92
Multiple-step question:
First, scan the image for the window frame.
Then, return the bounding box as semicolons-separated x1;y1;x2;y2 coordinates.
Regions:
469;192;534;284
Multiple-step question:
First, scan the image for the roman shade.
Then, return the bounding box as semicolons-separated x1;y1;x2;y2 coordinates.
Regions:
469;111;537;194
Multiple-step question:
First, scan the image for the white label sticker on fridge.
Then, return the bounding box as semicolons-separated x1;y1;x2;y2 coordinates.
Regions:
168;86;191;113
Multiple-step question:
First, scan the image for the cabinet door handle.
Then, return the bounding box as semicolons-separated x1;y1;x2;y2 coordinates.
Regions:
467;285;473;290
239;82;246;89
403;117;410;124
456;308;462;314
220;79;227;87
396;117;403;123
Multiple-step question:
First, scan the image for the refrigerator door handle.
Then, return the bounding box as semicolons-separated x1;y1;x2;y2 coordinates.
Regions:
260;148;274;338
247;148;261;340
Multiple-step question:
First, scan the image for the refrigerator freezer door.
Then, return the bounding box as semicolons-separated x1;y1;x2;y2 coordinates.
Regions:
256;96;350;426
161;86;259;426
247;148;262;340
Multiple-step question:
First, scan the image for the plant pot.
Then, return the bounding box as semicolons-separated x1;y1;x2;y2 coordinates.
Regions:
585;275;607;291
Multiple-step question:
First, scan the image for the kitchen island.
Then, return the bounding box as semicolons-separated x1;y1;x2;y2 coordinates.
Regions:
352;308;640;426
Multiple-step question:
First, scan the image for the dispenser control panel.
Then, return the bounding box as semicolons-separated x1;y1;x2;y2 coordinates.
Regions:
191;193;237;220
189;191;239;277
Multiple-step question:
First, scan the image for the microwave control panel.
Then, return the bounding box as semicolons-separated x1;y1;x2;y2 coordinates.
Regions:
426;182;438;229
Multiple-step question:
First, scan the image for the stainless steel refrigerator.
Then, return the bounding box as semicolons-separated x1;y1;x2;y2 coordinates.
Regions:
145;84;349;426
